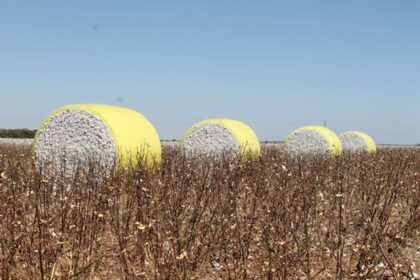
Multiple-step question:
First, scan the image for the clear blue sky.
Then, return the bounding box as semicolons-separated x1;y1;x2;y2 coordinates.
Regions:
1;1;419;144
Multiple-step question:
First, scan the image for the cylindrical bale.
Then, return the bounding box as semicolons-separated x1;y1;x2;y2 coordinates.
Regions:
180;119;260;160
33;104;161;177
339;131;377;154
283;125;343;157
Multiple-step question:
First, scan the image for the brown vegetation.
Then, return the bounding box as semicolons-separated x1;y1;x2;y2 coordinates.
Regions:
0;144;419;279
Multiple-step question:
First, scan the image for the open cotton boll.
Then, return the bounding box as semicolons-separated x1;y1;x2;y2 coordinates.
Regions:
283;125;343;157
340;131;377;154
180;119;260;160
33;104;161;178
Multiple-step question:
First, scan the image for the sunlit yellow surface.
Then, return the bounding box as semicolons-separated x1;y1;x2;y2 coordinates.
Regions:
33;104;161;169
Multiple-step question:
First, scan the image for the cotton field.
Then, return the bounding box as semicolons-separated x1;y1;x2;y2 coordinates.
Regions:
0;104;418;279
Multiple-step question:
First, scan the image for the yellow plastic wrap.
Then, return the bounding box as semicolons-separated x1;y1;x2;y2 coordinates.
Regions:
285;125;343;156
341;131;377;154
181;118;261;159
33;104;161;169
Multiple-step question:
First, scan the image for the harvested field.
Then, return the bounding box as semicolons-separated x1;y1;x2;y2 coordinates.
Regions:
0;144;419;279
0;138;33;146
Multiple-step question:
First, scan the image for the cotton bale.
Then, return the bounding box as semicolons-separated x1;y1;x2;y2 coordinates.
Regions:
180;119;260;160
33;104;161;177
283;125;343;157
339;131;377;154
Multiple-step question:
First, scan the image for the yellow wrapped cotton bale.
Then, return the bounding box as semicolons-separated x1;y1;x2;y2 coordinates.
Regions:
180;119;260;160
283;125;343;157
33;104;161;177
339;131;377;154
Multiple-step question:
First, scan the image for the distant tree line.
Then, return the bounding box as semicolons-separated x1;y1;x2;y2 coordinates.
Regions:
0;129;36;138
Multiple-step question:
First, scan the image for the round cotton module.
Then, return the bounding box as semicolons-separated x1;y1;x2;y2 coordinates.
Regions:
340;131;377;154
33;104;161;177
180;119;260;160
283;125;343;157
